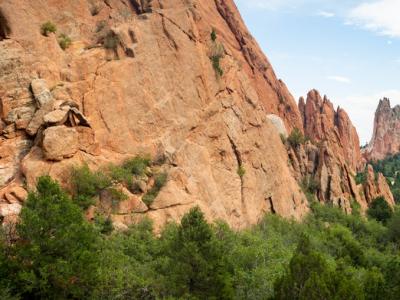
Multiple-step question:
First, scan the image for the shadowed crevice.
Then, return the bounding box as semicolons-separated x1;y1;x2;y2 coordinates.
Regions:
0;9;11;41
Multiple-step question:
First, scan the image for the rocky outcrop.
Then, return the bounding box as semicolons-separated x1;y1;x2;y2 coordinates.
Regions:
299;90;361;171
0;1;391;229
0;0;309;230
363;165;395;206
291;90;393;212
363;98;400;161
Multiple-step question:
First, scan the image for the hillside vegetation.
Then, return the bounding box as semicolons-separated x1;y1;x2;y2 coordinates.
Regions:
357;154;400;203
1;176;400;299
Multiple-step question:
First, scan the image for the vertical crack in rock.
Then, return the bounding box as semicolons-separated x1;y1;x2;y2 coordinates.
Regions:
267;196;276;214
227;135;247;220
161;15;178;50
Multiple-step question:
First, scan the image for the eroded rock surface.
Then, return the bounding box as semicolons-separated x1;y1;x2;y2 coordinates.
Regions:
0;0;392;229
290;90;393;212
364;98;400;161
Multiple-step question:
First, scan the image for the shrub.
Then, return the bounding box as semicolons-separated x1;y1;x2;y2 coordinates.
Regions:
123;155;151;177
142;172;167;206
71;164;112;204
237;165;246;178
210;28;217;42
300;176;319;203
355;169;367;185
106;164;132;184
350;199;361;216
301;176;320;194
103;31;120;50
287;128;305;147
367;196;393;224
94;214;114;235
107;187;128;208
41;21;57;36
211;55;223;77
209;41;224;77
74;194;96;210
58;33;72;50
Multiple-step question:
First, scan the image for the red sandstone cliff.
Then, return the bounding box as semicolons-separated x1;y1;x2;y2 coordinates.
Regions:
299;90;362;171
0;0;307;229
291;90;393;212
0;0;393;228
364;98;400;161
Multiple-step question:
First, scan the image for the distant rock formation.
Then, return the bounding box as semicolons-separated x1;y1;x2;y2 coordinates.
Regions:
289;90;393;212
363;98;400;161
299;89;362;172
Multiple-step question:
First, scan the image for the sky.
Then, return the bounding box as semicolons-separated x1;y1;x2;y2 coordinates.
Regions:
235;0;400;144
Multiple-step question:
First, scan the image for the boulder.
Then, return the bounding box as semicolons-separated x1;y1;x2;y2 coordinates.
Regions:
9;186;28;202
42;125;79;161
43;109;69;125
31;79;53;107
0;203;22;217
26;101;54;136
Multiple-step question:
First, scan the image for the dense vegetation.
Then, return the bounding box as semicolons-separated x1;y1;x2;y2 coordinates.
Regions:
1;175;400;299
357;153;400;203
371;154;400;203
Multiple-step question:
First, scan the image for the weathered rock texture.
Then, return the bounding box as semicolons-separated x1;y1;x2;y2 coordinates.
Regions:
299;90;362;172
0;0;310;229
364;98;400;161
0;0;392;229
363;165;395;206
292;90;393;212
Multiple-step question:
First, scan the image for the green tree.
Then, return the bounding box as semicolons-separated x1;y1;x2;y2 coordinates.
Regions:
367;196;393;224
287;128;306;147
15;176;99;299
274;236;364;300
387;207;400;244
0;229;19;299
274;236;334;299
383;257;400;300
162;207;234;299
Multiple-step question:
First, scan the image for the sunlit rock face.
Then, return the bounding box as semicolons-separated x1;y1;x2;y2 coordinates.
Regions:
364;98;400;161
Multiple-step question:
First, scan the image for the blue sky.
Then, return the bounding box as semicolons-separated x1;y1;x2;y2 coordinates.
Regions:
235;0;400;144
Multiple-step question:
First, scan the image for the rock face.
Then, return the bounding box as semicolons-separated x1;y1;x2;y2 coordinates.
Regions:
364;98;400;161
0;0;309;229
363;165;395;206
299;90;362;172
0;0;392;229
292;90;393;212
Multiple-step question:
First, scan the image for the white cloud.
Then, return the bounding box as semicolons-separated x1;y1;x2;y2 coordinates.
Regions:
317;10;335;18
327;76;351;84
349;0;400;37
341;90;400;143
